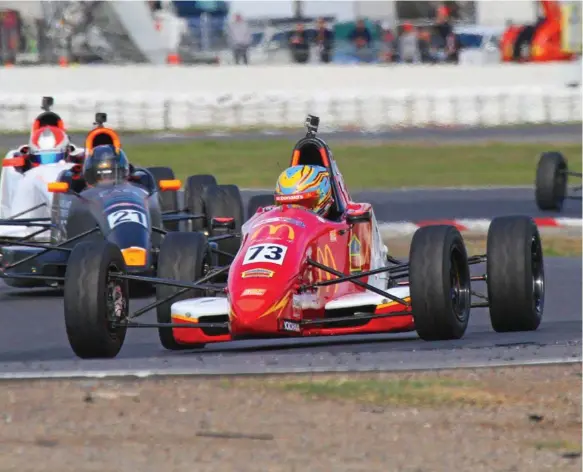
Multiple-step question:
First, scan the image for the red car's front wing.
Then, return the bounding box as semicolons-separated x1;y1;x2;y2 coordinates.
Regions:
171;301;415;346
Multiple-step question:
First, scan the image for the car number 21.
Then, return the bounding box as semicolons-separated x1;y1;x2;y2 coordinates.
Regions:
242;244;287;266
107;209;148;229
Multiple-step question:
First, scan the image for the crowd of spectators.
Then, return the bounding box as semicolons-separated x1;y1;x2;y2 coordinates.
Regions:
225;5;461;66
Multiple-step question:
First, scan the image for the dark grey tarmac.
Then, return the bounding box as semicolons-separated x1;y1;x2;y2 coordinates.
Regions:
0;258;580;378
241;187;582;223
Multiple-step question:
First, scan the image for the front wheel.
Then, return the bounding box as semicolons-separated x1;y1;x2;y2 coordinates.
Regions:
409;225;471;341
64;241;128;359
486;216;544;332
156;231;208;350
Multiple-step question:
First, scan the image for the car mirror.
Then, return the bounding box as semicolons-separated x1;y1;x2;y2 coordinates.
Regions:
211;217;235;230
346;210;371;224
2;157;25;168
48;182;70;193
158;179;181;192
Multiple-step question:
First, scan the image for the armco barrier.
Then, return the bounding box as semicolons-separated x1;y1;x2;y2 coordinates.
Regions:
0;86;580;131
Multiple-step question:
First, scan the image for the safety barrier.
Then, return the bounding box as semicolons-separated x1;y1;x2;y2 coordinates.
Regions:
0;87;580;131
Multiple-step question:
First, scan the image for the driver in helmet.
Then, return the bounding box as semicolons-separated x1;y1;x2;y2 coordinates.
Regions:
82;144;130;186
274;165;334;217
27;126;71;169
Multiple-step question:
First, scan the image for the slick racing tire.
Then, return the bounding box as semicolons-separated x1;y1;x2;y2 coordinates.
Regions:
486;216;544;332
535;152;568;211
203;184;244;267
184;174;217;231
156;231;208;350
247;194;274;221
64;241;128;359
147;166;179;231
409;225;471;341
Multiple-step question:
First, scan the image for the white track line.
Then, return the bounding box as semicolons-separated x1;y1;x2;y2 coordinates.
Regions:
0;357;580;380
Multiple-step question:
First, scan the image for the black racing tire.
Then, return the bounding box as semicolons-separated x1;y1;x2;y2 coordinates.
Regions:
63;240;128;359
203;184;244;266
486;216;544;332
64;205;101;246
156;231;208;350
409;225;471;341
184;174;218;231
247;194;274;221
147;166;179;231
535;152;568;211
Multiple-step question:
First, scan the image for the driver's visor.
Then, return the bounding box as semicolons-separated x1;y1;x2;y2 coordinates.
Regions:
30;151;66;165
95;167;127;184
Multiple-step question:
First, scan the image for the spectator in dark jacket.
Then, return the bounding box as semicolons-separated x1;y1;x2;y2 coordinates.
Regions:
315;17;334;63
349;19;371;49
289;22;310;63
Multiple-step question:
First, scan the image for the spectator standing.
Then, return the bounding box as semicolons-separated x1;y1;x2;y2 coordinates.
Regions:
349;18;373;63
379;21;396;63
398;22;420;63
445;31;460;63
228;13;251;65
349;19;371;49
315;17;333;63
289;22;310;64
435;2;452;45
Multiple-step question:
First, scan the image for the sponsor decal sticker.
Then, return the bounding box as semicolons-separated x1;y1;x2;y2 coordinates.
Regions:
282;320;301;332
242;288;266;297
251;217;306;228
329;230;337;242
243;243;287;265
241;268;275;278
107;209;148;229
251;224;296;241
349;234;362;272
316;244;338;294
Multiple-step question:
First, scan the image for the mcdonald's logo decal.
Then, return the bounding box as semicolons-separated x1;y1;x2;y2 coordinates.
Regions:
315;244;338;294
252;224;295;241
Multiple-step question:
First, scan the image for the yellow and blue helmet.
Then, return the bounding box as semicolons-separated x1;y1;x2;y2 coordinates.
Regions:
274;165;333;216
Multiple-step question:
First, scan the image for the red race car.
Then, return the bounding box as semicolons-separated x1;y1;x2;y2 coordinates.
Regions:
61;115;546;359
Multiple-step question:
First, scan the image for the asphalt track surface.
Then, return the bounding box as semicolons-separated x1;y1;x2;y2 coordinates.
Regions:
0;125;580;377
0;257;580;377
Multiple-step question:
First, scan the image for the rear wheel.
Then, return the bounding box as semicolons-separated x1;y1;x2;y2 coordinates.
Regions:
486;216;544;332
147;166;179;230
184;174;217;231
156;231;208;350
409;225;471;341
64;241;128;359
247;194;274;221
204;184;244;266
535;152;568;211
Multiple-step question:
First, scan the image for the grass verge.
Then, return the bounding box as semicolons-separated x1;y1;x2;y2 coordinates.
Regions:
267;377;506;408
124;140;582;188
384;233;582;259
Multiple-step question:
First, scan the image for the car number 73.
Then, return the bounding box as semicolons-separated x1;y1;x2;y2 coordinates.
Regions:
242;243;287;265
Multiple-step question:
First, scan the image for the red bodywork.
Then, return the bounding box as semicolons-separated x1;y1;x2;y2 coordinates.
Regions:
172;139;414;345
501;0;575;62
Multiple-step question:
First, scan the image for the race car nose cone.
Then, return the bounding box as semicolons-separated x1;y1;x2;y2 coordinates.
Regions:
121;247;147;267
230;291;291;335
